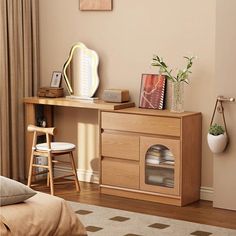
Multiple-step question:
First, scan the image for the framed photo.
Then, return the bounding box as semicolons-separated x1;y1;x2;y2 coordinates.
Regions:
50;71;62;88
139;74;166;109
79;0;112;11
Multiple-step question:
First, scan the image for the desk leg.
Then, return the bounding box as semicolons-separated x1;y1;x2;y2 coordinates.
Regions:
44;105;53;127
43;105;53;183
25;103;36;179
25;104;53;180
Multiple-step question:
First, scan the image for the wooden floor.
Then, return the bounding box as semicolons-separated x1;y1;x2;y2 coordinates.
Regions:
33;181;236;230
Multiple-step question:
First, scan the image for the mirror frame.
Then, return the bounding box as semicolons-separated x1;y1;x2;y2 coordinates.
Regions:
63;42;99;98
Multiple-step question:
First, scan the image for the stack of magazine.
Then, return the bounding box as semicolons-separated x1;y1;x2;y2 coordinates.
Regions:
145;145;175;166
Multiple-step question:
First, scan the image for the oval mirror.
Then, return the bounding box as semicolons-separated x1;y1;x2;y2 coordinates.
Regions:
63;42;99;99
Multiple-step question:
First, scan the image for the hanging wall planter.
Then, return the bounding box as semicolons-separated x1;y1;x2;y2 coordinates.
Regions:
207;96;235;154
207;124;228;154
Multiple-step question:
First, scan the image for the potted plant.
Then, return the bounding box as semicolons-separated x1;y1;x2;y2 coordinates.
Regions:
207;123;228;154
151;55;195;113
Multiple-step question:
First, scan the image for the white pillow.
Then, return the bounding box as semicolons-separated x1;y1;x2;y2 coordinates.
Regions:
0;176;36;206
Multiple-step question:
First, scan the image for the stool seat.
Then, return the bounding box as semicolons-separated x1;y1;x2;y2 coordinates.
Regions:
36;142;75;152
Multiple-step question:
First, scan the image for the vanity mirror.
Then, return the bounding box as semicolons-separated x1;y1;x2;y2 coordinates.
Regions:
63;42;100;99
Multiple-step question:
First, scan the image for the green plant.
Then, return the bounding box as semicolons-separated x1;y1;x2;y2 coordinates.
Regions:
209;123;225;136
151;55;195;83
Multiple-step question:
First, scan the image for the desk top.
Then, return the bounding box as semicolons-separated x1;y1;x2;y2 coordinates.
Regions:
23;97;135;110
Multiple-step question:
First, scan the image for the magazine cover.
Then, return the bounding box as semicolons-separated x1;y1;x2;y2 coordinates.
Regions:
139;74;166;109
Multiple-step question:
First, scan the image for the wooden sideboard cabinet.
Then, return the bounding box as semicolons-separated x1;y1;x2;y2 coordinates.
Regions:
100;108;202;206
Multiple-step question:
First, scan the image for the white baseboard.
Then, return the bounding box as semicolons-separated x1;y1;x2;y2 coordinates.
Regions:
54;167;99;184
200;186;214;201
77;169;99;184
54;167;213;201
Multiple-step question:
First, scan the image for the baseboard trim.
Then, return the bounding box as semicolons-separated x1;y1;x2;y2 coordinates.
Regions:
54;167;213;201
54;167;99;184
77;169;99;184
200;186;214;201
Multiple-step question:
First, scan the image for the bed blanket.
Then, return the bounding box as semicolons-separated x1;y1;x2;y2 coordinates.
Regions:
0;192;87;236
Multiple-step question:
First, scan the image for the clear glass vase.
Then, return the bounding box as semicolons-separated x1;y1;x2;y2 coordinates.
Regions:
171;81;184;113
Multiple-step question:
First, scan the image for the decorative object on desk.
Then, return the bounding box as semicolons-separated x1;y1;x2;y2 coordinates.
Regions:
207;96;235;154
139;74;166;109
102;89;129;103
151;55;195;113
79;0;112;11
63;42;99;100
37;87;64;98
50;71;62;88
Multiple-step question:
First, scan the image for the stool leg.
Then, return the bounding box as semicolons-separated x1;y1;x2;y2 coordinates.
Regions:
47;173;50;187
69;152;80;192
48;153;55;195
27;151;35;187
47;157;54;187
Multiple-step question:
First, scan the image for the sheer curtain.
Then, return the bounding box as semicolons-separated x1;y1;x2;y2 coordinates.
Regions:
0;0;40;180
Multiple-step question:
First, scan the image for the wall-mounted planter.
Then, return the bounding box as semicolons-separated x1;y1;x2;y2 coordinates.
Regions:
208;96;235;154
207;133;228;154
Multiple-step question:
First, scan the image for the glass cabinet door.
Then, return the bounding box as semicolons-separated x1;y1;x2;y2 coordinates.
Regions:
140;136;180;195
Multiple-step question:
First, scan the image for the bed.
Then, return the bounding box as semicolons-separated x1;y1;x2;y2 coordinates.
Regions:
0;191;87;236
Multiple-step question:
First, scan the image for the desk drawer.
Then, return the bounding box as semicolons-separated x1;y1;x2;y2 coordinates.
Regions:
102;112;181;137
102;132;139;161
101;158;139;189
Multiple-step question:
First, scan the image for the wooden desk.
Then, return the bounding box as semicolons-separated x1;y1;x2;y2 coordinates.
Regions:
24;97;135;177
24;97;202;206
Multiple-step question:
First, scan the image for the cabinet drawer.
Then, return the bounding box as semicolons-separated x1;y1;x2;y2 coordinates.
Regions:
102;132;139;161
101;158;139;189
102;112;180;136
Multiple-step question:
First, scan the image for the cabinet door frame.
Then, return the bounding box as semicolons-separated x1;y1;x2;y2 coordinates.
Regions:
140;136;181;196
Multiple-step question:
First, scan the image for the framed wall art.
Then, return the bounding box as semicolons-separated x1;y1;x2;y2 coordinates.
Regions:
79;0;112;11
139;74;166;109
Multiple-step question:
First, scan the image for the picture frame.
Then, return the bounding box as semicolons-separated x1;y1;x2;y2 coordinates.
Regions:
79;0;112;11
50;71;62;88
139;74;166;110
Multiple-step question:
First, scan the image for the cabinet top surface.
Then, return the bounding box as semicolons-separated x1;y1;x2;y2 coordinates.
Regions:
23;97;135;110
102;107;201;118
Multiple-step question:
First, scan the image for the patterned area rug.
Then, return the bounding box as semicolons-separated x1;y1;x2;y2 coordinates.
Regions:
68;202;236;236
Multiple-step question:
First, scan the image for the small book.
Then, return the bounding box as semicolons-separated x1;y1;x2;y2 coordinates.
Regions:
139;74;166;109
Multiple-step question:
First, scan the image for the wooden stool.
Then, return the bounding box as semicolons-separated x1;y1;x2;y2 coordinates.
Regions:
27;125;80;195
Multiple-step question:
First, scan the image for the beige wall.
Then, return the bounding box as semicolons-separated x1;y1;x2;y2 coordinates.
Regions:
39;0;216;188
214;0;236;210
